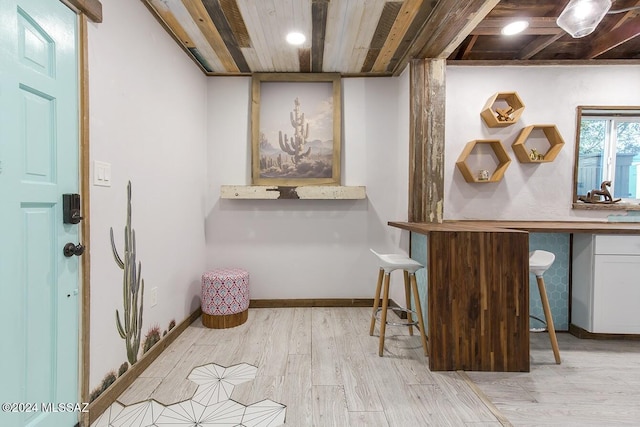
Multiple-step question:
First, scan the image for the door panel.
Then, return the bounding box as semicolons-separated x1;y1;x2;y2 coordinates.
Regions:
0;0;79;426
18;8;55;77
23;206;56;402
21;85;55;182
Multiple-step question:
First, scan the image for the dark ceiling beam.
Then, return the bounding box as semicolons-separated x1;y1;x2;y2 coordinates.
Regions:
183;0;239;72
386;0;437;73
471;17;563;36
472;27;561;36
473;17;559;30
460;35;479;60
299;48;311;73
447;59;640;66
361;2;402;73
394;0;499;74
515;2;568;59
372;0;423;72
311;0;329;73
219;0;251;48
518;33;564;59
419;0;500;58
202;0;250;72
587;16;640;58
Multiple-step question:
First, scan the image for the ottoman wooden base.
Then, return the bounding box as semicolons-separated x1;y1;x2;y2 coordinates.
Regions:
202;309;248;329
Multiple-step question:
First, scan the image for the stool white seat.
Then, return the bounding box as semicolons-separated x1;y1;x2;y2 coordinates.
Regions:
369;249;429;357
530;250;555;276
371;249;424;274
529;250;561;364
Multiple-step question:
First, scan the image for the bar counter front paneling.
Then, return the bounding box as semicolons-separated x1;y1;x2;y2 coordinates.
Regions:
389;220;640;373
428;230;529;372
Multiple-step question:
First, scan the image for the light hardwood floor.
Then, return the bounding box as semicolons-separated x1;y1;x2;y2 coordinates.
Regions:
95;307;640;426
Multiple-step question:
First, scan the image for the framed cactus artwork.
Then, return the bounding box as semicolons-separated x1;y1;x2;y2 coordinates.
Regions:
251;73;341;186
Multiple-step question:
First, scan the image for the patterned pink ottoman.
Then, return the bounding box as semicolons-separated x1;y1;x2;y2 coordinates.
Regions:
201;268;250;329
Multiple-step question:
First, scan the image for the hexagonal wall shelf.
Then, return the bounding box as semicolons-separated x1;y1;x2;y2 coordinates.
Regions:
480;92;525;128
512;124;565;163
456;139;511;183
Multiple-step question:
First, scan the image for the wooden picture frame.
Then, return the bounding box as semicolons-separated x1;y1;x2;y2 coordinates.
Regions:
251;73;341;186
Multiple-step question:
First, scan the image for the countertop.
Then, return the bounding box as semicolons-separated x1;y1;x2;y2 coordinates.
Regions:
389;220;640;234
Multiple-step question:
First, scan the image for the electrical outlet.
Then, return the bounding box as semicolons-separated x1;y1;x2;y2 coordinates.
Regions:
150;287;158;307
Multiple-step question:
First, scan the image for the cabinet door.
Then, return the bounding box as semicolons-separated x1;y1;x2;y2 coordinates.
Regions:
593;255;640;333
571;234;595;331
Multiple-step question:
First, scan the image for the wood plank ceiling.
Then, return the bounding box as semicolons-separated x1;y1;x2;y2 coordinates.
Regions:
142;0;640;76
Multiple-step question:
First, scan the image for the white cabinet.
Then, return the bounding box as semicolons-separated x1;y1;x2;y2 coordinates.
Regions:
572;235;640;334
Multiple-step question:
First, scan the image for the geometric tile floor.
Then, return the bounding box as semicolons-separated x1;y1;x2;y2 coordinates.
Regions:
91;363;286;427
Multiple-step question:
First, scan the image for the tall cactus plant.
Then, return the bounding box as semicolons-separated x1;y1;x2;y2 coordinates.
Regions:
279;97;311;164
110;181;144;365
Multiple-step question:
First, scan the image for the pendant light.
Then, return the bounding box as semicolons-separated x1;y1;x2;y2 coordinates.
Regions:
556;0;612;38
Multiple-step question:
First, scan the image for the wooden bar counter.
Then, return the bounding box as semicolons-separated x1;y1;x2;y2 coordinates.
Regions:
389;220;640;373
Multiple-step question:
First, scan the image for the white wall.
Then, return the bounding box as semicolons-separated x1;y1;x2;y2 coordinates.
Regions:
87;0;208;390
445;65;640;220
205;72;410;300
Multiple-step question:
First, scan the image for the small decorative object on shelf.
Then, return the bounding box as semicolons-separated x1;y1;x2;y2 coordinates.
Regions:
578;181;622;204
528;148;544;161
512;124;564;163
480;92;525;128
496;107;514;122
456;140;511;183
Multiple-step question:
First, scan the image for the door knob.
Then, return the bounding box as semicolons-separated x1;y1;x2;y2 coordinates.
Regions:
63;243;85;257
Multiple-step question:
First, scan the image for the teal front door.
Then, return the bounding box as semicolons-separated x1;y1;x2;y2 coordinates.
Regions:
0;0;80;426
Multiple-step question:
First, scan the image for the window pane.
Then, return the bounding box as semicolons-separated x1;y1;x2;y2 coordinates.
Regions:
614;121;640;199
577;119;606;196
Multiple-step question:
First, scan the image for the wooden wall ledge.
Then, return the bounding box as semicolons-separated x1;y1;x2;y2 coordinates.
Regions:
573;202;640;211
220;185;366;200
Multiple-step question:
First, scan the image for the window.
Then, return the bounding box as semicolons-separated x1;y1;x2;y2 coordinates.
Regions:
574;107;640;204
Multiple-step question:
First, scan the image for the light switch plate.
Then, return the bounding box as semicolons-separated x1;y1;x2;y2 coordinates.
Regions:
94;161;111;187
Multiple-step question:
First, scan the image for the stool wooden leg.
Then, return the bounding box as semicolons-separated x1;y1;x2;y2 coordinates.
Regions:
378;273;391;357
537;275;561;364
410;273;429;357
404;270;414;336
370;268;384;336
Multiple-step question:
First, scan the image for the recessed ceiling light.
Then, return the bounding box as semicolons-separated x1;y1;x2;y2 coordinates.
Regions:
501;20;529;35
286;32;306;45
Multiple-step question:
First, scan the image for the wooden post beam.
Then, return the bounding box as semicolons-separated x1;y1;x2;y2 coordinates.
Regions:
409;59;445;223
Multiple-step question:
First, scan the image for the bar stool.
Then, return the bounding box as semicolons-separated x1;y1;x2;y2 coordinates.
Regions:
529;250;561;364
369;249;429;357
